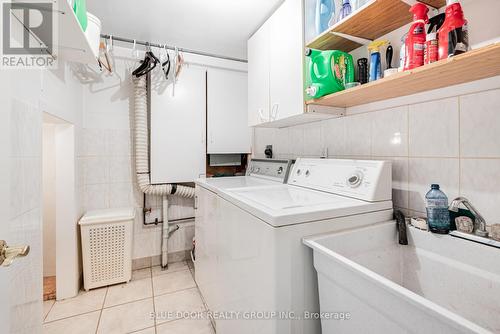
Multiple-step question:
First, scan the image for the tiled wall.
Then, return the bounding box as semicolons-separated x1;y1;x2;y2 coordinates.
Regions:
80;47;194;261
254;81;500;228
9;98;43;334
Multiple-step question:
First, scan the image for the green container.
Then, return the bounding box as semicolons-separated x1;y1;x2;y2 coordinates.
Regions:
305;48;354;99
73;0;88;32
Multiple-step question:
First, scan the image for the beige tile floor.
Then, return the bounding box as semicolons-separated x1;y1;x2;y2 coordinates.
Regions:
43;260;214;334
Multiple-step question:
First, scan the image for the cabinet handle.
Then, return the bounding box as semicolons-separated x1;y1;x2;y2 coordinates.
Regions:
271;104;279;121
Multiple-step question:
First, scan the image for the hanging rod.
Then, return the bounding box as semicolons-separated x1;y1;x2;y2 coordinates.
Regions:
100;34;247;63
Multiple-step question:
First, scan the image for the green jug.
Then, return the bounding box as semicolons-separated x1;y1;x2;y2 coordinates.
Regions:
305;48;354;99
73;0;88;32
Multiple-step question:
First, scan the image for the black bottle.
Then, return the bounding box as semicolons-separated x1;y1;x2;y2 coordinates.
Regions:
357;58;368;84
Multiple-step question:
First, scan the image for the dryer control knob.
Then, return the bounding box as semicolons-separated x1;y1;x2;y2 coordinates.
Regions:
347;172;363;188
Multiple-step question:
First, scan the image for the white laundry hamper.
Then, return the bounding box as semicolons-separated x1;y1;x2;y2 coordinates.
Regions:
79;208;135;291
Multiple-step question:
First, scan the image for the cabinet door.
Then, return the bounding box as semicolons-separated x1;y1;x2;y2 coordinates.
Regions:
150;66;206;183
207;69;251;154
269;0;305;121
247;21;270;126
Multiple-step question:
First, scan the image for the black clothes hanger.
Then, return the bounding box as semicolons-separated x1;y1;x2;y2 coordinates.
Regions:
161;51;171;80
132;44;160;77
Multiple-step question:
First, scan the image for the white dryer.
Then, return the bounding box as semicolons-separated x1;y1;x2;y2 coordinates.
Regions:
210;158;393;334
195;159;293;313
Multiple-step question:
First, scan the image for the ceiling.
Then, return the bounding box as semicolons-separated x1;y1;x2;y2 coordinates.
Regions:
86;0;283;60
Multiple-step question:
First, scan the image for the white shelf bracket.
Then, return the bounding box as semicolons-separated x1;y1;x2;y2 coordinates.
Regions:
306;104;345;117
329;32;372;46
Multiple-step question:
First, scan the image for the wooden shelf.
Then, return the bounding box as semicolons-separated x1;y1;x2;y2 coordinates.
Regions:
306;0;446;52
306;43;500;108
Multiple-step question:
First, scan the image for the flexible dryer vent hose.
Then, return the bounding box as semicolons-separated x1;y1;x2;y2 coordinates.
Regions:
133;75;195;269
133;76;195;198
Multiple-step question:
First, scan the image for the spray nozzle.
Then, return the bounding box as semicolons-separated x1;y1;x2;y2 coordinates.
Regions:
368;40;389;53
410;3;429;22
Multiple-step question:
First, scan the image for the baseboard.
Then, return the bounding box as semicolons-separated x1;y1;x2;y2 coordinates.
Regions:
132;250;191;270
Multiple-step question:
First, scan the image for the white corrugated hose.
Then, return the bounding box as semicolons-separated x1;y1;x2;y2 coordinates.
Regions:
133;76;195;268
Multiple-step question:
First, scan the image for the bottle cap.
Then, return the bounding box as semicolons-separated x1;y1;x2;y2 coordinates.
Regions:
431;184;440;189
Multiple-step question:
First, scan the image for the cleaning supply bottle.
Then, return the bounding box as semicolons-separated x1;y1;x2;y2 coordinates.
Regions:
338;0;352;21
399;33;407;70
425;184;451;234
305;48;354;99
438;0;469;60
315;0;335;35
425;13;445;65
368;40;388;82
357;58;368;84
404;3;428;71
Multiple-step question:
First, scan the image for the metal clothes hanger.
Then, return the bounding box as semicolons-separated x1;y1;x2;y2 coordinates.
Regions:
98;38;112;73
132;39;140;60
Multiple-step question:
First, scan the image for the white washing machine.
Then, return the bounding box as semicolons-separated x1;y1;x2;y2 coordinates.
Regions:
195;159;293;313
203;158;393;334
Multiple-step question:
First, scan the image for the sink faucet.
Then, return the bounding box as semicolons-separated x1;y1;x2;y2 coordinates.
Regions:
449;197;489;238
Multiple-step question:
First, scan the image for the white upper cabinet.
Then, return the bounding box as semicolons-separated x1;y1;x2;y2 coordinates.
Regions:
247;0;307;126
207;68;251;154
150;66;207;183
248;21;271;126
269;0;305;122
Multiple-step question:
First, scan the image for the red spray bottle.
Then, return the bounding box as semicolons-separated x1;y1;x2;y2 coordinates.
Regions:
438;0;469;60
404;3;429;71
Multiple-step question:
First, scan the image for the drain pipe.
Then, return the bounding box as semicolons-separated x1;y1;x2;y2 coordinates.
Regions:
133;75;195;269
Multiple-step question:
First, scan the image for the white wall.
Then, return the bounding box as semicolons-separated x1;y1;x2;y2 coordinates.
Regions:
42;123;57;277
80;46;196;261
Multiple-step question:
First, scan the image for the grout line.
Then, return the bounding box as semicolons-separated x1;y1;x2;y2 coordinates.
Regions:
149;267;158;333
95;288;108;334
187;261;216;332
127;326;156;334
43;300;56;323
43;308;102;325
153;285;199;299
458;95;462;196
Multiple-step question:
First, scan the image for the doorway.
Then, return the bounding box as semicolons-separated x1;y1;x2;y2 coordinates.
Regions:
42;113;79;301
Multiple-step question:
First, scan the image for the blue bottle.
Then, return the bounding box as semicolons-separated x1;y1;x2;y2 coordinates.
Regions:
425;184;451;234
315;0;335;35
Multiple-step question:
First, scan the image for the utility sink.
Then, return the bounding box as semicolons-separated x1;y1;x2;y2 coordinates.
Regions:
303;222;500;334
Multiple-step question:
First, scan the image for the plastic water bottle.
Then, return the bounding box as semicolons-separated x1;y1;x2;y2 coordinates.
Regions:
315;0;335;35
425;184;451;234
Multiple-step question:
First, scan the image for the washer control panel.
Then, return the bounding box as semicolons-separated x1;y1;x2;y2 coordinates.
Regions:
289;159;392;202
246;159;293;183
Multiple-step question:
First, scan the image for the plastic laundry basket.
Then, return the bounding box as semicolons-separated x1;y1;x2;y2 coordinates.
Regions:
79;208;135;291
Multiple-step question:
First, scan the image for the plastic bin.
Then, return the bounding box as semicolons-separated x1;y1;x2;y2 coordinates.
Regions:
85;12;101;58
79;208;135;291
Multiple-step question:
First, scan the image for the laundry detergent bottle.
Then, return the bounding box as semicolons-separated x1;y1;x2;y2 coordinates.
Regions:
305;48;354;99
438;0;469;60
315;0;335;35
404;3;428;71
